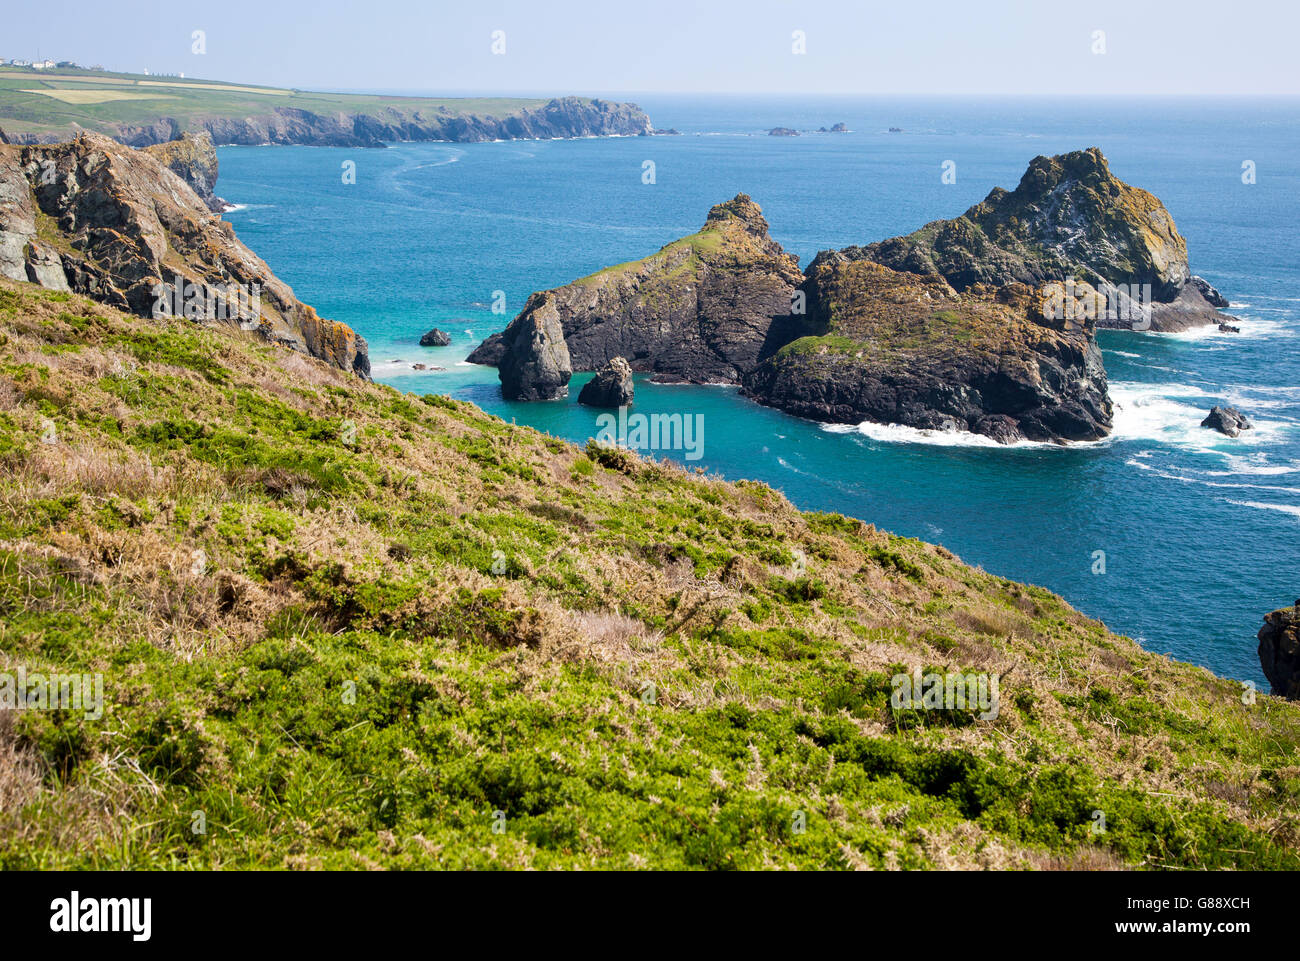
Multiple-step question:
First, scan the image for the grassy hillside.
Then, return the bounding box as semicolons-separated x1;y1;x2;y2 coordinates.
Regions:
0;66;547;140
1;276;1298;869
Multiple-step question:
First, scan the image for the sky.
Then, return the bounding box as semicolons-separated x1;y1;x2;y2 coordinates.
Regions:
4;0;1298;97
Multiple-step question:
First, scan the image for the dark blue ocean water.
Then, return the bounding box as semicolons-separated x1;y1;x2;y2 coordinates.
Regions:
217;96;1300;685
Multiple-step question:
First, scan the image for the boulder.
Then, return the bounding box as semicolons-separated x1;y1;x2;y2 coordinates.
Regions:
578;356;634;407
1259;603;1300;699
498;292;572;400
419;328;451;347
1201;406;1252;437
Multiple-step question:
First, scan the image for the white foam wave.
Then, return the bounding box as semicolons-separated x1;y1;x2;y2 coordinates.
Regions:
822;421;1064;449
1149;316;1292;341
1225;499;1300;519
1109;383;1290;447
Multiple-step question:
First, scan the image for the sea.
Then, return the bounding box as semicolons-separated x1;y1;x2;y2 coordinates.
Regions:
216;95;1300;686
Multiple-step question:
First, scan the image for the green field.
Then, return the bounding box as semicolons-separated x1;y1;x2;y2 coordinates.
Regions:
0;66;549;140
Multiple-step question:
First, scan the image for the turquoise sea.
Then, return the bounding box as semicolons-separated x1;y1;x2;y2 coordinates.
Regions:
217;96;1300;686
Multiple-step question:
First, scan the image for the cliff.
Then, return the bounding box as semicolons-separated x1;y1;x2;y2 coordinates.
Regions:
6;92;654;149
141;131;229;212
0;132;368;377
4;275;1298;870
468;194;804;384
850;148;1233;332
742;255;1113;443
1260;604;1300;699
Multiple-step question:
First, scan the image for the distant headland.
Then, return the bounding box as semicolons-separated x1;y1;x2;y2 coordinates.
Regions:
0;63;655;147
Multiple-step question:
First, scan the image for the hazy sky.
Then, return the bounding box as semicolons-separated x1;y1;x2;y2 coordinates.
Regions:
6;0;1297;97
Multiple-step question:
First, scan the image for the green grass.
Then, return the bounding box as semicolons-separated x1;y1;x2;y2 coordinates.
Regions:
1;277;1298;870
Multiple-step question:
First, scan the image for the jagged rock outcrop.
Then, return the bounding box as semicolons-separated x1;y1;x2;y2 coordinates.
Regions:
497;292;572;400
0;127;8;145
141;131;229;212
578;356;634;407
742;256;1112;443
1190;275;1230;308
1260;604;1300;699
419;328;451;347
1201;406;1253;437
468;194;804;384
0;132;369;377
13;98;654;149
850;148;1234;332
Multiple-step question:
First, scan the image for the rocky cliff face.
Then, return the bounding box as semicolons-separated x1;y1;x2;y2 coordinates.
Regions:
14;97;654;149
468;194;804;384
742;256;1113;443
141;131;229;212
1260;604;1300;699
851;148;1233;332
0;132;368;377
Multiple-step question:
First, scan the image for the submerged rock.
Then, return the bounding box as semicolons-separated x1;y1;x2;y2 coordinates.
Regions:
1201;406;1253;437
498;292;572;400
578;356;634;407
1259;603;1300;699
419;328;451;347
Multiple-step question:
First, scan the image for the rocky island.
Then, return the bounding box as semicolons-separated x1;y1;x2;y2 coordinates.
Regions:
470;149;1218;443
468;194;804;387
742;257;1112;442
850;148;1234;332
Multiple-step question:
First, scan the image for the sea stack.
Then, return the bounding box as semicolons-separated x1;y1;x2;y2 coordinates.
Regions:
497;292;572;400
